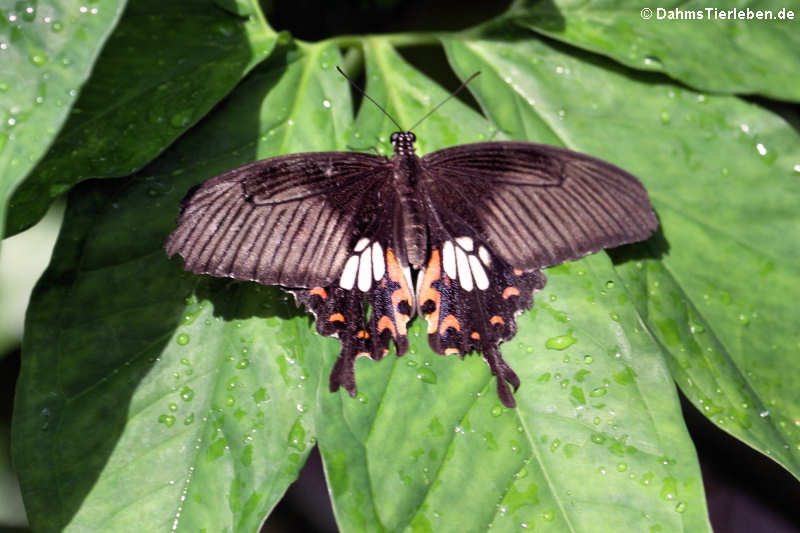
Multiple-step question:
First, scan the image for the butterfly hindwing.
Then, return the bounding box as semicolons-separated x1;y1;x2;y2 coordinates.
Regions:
416;230;546;407
292;242;415;396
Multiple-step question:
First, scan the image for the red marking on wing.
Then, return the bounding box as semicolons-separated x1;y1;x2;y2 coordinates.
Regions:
502;286;520;299
310;287;328;299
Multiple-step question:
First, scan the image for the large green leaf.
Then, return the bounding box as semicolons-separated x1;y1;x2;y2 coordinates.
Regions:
12;41;350;532
12;12;799;533
14;34;715;532
316;39;710;533
442;30;800;477
511;0;800;101
0;0;126;242
5;0;277;237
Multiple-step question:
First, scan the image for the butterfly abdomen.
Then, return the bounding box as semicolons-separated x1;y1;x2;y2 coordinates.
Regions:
393;151;427;269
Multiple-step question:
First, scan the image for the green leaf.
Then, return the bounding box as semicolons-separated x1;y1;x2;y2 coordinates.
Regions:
442;33;800;477
0;0;126;242
13;14;799;533
5;0;277;236
512;0;800;101
316;40;710;533
12;41;350;532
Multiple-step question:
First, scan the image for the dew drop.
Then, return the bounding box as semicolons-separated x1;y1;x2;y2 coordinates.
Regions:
584;355;593;364
356;391;368;403
416;367;437;384
589;387;607;397
176;333;189;345
30;54;47;66
616;462;628;472
180;386;194;402
236;358;250;369
545;333;577;350
491;405;503;417
170;110;193;128
659;110;670;124
674;501;686;513
52;21;63;31
322;99;331;108
287;418;306;451
158;414;176;427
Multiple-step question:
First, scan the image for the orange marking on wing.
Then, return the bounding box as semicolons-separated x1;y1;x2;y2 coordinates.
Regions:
419;249;442;334
329;313;345;323
445;347;460;355
490;315;504;326
503;286;521;299
377;315;397;337
357;330;370;339
439;314;461;335
470;331;481;340
309;287;328;299
513;268;524;276
386;248;412;336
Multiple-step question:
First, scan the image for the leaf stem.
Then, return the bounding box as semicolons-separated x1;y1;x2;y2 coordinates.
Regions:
308;32;442;49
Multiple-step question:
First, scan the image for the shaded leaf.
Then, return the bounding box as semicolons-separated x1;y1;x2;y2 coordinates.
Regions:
12;41;350;532
511;0;800;101
5;0;277;236
0;0;126;242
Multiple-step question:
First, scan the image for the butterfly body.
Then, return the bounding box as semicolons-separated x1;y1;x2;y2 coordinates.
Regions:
388;131;427;269
166;130;658;407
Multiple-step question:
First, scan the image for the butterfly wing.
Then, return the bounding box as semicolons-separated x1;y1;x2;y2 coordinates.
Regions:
418;142;658;406
415;233;546;407
421;142;658;270
166;151;394;287
165;151;415;397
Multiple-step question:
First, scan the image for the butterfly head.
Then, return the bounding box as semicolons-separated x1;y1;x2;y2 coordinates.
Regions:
390;131;416;155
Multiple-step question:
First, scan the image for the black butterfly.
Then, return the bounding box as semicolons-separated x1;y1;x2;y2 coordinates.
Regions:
165;79;658;408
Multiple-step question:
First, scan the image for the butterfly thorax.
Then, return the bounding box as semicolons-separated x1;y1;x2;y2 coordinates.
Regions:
390;131;426;268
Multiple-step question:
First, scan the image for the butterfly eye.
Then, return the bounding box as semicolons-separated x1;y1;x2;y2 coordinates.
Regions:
390;132;400;143
407;132;416;143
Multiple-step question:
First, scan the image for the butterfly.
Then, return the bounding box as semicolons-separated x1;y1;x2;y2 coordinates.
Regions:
165;73;658;408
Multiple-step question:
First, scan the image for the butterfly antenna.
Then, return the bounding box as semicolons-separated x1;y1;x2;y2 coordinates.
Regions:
408;71;480;131
336;66;403;131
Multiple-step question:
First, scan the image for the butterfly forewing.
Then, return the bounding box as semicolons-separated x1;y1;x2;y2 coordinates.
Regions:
421;142;658;271
166;152;393;287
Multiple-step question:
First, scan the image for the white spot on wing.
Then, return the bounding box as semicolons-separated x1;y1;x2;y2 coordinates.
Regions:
354;237;370;253
340;255;359;290
371;242;385;281
358;249;372;292
469;255;489;290
455;236;474;251
455;247;473;291
443;241;457;279
478;246;491;267
402;265;413;294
